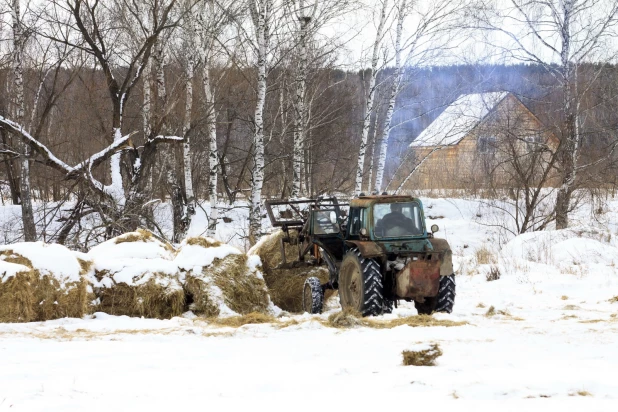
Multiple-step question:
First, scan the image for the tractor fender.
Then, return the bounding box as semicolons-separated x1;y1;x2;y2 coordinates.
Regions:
344;240;385;258
428;238;453;277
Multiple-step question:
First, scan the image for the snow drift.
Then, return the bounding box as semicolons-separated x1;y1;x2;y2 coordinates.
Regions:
501;226;618;273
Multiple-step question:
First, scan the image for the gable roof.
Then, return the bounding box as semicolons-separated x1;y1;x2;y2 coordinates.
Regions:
410;92;509;148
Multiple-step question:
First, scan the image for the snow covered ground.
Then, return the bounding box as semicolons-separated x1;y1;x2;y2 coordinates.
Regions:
1;195;618;410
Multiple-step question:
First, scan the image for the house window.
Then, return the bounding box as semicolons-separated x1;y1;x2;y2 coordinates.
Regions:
524;135;542;145
524;134;543;151
477;136;497;154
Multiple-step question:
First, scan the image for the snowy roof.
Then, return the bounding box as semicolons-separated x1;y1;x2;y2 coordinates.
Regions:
410;92;509;147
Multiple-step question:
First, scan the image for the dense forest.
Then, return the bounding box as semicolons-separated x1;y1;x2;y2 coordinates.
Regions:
0;0;616;246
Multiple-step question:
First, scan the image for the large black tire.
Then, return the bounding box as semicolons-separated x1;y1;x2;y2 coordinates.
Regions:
414;274;456;315
382;298;394;314
303;277;324;314
339;248;383;316
435;274;456;313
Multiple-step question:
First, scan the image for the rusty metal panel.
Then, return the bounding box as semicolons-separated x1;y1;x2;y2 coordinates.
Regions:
395;258;440;299
346;241;385;258
350;195;416;208
428;238;454;276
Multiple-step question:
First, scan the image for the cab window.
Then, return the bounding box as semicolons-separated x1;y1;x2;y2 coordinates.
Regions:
348;208;365;237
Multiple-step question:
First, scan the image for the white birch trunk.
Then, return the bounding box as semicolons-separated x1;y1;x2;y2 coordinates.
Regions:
143;61;152;139
291;0;311;198
374;0;405;193
366;109;380;193
183;57;195;207
554;0;576;229
179;10;198;240
11;0;36;241
248;0;271;244
355;0;389;195
204;66;219;238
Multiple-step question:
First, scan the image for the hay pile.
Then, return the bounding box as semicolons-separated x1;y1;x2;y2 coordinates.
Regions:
88;229;184;319
249;230;331;313
0;242;89;322
402;343;443;366
326;308;365;328
175;237;274;317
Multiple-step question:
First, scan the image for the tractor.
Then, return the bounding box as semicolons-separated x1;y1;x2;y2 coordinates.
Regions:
264;194;455;316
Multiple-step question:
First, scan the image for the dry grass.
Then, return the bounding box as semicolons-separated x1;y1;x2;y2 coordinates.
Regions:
485;306;496;317
212;254;270;315
569;390;592;397
183;276;220;317
114;228;153;244
561;295;569;300
477;302;486;308
402;343;443;366
324;308;364;328
114;229;176;253
320;312;468;329
0;250;88;322
0;269;36;322
183;251;271;317
609;296;618;303
209;312;276;327
96;277;185;319
578;319;605;324
185;237;222;248
253;230;331;313
475;245;497;265
486;265;501;282
367;315;468;329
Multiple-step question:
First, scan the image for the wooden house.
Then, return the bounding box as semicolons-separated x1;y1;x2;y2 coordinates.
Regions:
394;92;559;191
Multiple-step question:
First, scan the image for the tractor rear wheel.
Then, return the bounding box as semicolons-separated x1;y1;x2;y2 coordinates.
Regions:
303;277;324;314
414;274;456;315
339;248;383;316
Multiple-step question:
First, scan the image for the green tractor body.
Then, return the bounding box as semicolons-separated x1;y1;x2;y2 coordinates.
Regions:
264;194;455;316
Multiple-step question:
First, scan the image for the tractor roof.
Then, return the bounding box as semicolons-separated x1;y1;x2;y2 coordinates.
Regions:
350;194;418;208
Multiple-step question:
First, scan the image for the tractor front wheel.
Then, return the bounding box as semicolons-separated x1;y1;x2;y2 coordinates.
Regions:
303;277;324;314
339;248;383;316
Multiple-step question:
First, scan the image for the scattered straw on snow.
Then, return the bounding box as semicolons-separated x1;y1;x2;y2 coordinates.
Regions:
402;343;443;366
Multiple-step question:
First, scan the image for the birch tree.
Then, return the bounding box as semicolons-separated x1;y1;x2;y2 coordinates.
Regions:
355;0;390;195
373;0;405;193
179;2;197;239
247;0;273;244
290;0;316;198
374;0;464;193
195;0;236;238
10;0;36;241
475;0;618;228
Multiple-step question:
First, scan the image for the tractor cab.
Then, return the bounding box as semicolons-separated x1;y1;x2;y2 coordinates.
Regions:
344;195;438;257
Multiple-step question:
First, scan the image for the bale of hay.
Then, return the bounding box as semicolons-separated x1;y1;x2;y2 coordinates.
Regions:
0;242;89;322
175;237;274;317
249;230;332;313
402;343;443;366
0;260;36;322
88;229;184;319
